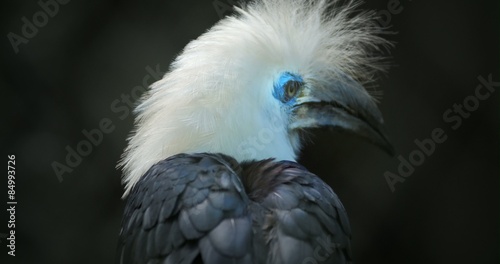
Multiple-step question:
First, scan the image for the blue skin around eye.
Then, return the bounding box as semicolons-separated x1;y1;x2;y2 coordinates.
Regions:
273;72;304;106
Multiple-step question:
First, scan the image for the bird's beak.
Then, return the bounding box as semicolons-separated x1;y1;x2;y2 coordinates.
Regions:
290;72;395;155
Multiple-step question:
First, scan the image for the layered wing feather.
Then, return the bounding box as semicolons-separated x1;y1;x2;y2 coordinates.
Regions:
241;160;352;264
118;153;254;264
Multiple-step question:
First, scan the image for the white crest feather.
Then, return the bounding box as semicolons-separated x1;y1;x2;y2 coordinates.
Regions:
119;0;389;196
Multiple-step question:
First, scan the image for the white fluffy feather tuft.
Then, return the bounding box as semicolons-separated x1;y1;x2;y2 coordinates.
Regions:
119;0;389;196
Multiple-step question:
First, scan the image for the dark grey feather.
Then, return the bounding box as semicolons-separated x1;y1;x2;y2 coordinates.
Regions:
118;154;352;264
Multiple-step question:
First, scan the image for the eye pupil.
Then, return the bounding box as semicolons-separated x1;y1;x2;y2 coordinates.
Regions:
284;81;300;101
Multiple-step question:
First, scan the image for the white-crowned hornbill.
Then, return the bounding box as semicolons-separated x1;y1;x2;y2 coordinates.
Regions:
117;0;392;263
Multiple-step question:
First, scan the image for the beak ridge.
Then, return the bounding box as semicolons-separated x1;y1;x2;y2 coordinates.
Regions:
291;72;394;156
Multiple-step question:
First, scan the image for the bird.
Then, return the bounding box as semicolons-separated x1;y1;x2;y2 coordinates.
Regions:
116;0;392;263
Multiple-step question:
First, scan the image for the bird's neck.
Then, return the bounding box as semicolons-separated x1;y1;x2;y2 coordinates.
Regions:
187;126;298;163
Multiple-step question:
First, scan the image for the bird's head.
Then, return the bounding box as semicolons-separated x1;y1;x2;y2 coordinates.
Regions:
120;0;393;195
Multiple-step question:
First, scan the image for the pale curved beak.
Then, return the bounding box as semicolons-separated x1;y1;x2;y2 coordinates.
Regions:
290;72;394;156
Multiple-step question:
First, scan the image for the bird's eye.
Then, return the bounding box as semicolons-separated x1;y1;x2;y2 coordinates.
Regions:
273;72;304;104
284;80;301;102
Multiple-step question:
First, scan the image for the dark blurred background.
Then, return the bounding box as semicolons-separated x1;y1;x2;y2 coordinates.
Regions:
1;0;498;263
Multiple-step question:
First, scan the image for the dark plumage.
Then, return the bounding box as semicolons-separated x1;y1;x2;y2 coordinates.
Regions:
118;153;351;264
